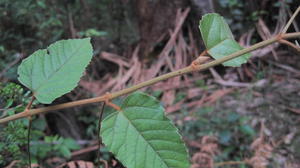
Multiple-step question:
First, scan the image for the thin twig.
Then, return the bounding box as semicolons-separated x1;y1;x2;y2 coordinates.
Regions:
279;39;300;52
282;6;300;33
97;102;106;165
71;145;99;157
0;105;22;118
214;160;246;167
0;53;24;79
282;32;300;39
1;32;300;124
286;6;300;32
267;60;300;75
26;96;35;110
4;160;20;168
0;104;22;111
27;120;32;168
25;96;35;168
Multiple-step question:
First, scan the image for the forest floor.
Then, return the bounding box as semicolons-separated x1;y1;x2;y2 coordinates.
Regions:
1;1;300;167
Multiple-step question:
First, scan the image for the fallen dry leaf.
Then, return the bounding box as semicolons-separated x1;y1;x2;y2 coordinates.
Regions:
58;160;94;168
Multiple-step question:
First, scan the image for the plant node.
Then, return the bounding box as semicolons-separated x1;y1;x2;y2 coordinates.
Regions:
104;92;121;111
190;50;210;70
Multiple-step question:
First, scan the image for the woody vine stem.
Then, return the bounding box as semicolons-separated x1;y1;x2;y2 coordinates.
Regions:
0;7;300;124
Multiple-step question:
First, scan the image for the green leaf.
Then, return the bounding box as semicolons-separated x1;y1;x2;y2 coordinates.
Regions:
200;13;233;49
101;92;190;168
63;138;80;150
17;38;93;104
239;125;256;136
199;13;251;67
59;146;72;158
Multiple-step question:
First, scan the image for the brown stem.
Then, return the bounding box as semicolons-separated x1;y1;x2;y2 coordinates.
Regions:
104;93;121;111
27;119;32;168
0;32;300;124
199;50;208;57
279;39;300;52
214;160;246;167
25;96;35;168
26;96;35;111
282;32;300;39
97;102;105;165
282;6;300;33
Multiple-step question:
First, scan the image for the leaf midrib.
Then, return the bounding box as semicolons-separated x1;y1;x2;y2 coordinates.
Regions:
33;43;84;93
119;108;170;168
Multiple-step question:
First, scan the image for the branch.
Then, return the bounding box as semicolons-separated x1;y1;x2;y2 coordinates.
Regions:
214;160;246;167
279;39;300;52
0;32;300;124
96;102;106;165
25;95;35;168
0;53;24;79
25;96;35;111
282;6;300;33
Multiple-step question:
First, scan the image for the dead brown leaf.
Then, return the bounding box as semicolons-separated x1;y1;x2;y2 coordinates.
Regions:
190;136;219;168
58;160;94;168
191;153;213;168
204;88;234;105
101;52;130;68
4;160;20;168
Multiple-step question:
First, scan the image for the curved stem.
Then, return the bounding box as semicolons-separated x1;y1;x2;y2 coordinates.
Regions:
279;39;300;52
0;32;300;124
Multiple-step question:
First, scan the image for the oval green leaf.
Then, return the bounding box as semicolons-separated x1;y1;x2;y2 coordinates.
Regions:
101;92;190;168
17;38;93;104
199;13;251;67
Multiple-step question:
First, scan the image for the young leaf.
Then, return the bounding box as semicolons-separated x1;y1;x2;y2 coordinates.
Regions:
101;92;190;168
199;13;251;67
17;38;93;104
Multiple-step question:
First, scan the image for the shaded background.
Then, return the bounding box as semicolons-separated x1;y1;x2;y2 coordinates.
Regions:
0;0;300;167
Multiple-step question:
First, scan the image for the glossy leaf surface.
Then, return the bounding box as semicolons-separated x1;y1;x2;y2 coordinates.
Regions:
101;92;190;168
18;38;93;104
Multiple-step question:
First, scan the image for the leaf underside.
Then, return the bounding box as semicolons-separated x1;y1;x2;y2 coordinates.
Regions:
17;38;93;104
199;13;251;67
101;92;190;168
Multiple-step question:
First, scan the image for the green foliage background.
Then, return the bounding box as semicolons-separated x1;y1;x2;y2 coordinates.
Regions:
0;0;138;80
